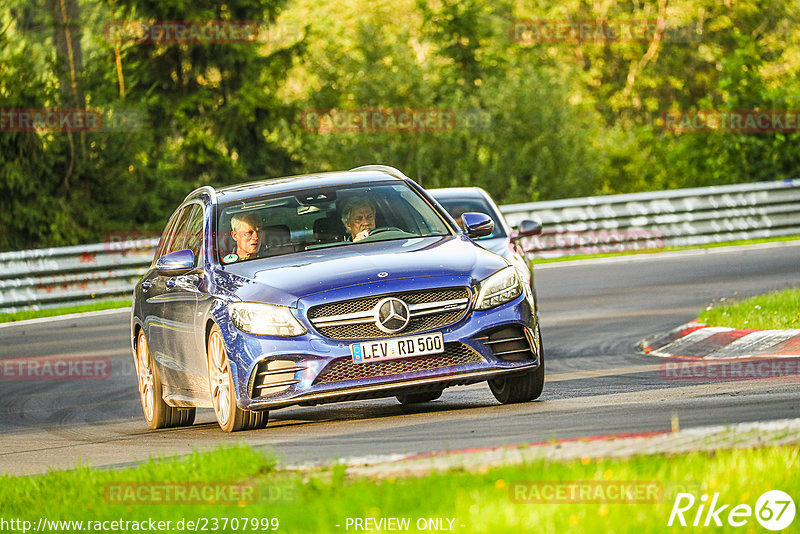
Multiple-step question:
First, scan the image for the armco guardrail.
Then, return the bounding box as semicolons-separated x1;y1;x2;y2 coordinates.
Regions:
0;237;158;314
501;179;800;258
2;179;799;313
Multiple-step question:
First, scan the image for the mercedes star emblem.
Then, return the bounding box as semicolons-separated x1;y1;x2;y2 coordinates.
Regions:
375;297;410;333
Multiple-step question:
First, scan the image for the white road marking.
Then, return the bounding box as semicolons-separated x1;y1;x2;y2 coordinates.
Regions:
535;239;800;269
0;307;130;329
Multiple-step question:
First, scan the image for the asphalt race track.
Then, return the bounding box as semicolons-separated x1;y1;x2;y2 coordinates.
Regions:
1;242;799;476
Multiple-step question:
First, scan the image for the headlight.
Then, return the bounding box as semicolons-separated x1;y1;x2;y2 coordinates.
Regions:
474;266;523;311
229;302;306;336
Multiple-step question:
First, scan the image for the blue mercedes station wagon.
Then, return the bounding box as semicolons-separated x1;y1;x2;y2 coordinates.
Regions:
131;165;544;432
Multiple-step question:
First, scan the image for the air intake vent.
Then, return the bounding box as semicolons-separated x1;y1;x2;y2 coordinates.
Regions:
476;326;536;361
249;360;304;398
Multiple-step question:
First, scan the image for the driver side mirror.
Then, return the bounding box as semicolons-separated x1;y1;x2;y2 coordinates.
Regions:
156;249;196;276
461;212;495;238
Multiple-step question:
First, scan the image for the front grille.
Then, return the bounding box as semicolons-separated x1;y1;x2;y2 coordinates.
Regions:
475;326;536;361
313;343;483;385
308;287;471;340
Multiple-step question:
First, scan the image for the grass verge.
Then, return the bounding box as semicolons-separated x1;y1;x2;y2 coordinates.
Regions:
698;288;800;329
1;444;797;533
0;300;131;324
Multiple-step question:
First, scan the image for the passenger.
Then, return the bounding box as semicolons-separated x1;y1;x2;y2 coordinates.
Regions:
228;213;261;261
447;206;470;229
340;196;377;242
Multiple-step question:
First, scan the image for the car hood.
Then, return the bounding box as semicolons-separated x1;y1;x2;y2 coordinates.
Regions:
216;235;507;307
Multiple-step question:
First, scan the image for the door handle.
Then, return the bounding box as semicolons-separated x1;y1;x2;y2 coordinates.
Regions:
166;278;176;289
141;280;152;291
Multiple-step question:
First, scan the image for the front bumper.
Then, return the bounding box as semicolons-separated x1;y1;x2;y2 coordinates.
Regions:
222;293;540;411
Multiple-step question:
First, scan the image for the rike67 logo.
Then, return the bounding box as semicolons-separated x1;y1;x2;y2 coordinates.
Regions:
668;490;795;530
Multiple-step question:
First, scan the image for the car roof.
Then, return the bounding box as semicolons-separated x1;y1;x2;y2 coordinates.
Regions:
427;187;490;200
186;167;410;205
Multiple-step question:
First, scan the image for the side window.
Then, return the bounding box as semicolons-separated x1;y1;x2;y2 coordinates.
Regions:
152;209;182;265
184;205;204;267
166;205;197;255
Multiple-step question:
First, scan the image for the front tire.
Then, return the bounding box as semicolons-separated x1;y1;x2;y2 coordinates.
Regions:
135;330;195;429
488;325;545;404
207;325;268;432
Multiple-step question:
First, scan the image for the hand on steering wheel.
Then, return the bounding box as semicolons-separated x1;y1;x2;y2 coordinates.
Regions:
366;226;403;236
353;226;404;242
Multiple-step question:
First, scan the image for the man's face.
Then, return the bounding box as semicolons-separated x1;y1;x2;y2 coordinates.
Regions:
232;220;260;258
450;208;467;229
345;204;376;239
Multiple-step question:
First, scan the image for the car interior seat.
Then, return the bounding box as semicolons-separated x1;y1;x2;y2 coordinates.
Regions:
313;216;346;243
262;224;295;256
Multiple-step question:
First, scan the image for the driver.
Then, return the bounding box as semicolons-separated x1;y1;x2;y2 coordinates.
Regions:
228;213;261;261
340;196;376;242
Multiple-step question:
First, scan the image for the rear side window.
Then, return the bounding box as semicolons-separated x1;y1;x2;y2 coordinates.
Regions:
152;209;182;264
183;206;204;267
166;205;198;254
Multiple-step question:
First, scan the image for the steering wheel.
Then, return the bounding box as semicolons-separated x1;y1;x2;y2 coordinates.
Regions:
368;226;404;236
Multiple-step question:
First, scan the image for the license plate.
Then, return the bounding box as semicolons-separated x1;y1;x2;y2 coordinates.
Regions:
350;332;444;364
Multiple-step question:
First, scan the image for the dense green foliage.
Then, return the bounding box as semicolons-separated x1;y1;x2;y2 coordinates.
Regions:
1;0;799;250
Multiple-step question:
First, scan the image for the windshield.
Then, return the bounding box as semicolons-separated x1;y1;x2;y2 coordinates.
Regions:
217;181;453;263
435;197;507;240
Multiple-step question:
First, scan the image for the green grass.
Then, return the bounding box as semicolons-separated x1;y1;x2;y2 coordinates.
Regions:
533;234;800;264
0;300;131;324
1;444;797;533
698;288;800;329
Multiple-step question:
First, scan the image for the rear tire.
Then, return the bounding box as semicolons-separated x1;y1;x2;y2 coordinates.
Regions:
396;390;443;404
488;325;545;404
207;325;268;432
135;330;196;429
